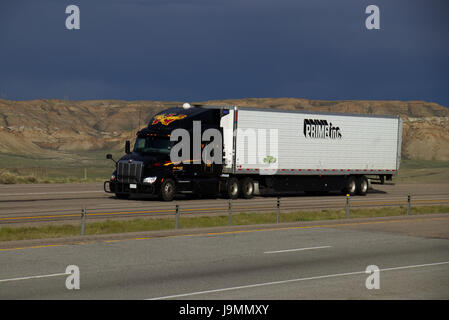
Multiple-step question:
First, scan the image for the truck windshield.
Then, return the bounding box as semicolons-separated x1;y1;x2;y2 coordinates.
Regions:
133;136;173;154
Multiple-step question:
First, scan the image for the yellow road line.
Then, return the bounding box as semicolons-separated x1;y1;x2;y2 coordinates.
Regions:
0;209;175;221
0;244;63;252
0;206;237;221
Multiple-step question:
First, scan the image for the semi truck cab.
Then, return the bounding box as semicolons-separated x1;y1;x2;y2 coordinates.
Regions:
104;104;228;201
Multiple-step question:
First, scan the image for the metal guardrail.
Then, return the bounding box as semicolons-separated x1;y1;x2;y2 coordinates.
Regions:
1;194;448;233
76;193;440;234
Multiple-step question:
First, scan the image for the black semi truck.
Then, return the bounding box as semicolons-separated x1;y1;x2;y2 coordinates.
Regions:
104;104;402;201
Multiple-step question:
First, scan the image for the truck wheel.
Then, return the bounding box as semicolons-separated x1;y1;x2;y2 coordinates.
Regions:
342;176;357;196
225;177;239;199
356;176;368;196
159;178;176;201
240;177;254;199
115;193;129;200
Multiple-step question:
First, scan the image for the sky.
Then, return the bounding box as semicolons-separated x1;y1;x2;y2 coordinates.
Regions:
0;0;448;106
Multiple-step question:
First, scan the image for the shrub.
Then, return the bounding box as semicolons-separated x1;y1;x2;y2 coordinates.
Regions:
17;175;37;183
0;170;17;184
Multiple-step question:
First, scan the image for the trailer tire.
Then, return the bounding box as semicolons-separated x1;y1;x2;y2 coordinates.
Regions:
356;176;368;196
115;193;129;200
224;177;239;199
159;178;176;201
342;176;357;196
240;177;254;199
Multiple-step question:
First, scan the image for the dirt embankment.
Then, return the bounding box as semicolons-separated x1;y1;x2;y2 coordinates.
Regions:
0;98;448;161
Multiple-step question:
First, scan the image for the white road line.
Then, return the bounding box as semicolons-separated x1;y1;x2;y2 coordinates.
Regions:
147;261;449;300
264;246;332;254
0;272;68;283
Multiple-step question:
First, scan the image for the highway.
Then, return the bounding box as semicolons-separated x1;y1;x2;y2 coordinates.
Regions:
0;214;448;299
0;183;448;225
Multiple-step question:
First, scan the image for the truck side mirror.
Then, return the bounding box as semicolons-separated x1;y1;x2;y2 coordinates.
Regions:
106;153;116;164
125;140;131;154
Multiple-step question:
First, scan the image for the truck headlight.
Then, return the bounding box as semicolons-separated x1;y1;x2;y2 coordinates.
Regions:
143;176;157;184
110;175;116;181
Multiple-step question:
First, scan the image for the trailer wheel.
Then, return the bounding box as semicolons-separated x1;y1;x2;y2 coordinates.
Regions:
115;193;129;200
224;177;239;199
342;176;357;196
356;176;368;196
240;177;254;199
159;178;176;201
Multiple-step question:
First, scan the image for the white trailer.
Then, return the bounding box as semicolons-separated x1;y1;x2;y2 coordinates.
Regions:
220;107;402;196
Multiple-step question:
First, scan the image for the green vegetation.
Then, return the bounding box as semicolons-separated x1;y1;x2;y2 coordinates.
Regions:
1;205;448;242
0;167;112;184
0;150;119;168
400;160;449;169
0;150;118;183
0;169;37;184
396;160;449;183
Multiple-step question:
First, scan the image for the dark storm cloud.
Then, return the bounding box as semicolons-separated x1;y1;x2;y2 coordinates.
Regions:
0;0;448;105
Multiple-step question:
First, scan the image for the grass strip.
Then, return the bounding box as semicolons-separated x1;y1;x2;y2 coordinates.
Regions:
0;168;110;184
0;205;448;242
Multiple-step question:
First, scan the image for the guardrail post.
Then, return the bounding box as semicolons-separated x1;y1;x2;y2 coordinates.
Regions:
175;204;180;229
80;207;86;235
345;194;350;219
407;193;411;215
228;199;232;226
276;196;280;224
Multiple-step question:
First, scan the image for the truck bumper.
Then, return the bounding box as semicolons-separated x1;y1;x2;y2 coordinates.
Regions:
104;181;156;195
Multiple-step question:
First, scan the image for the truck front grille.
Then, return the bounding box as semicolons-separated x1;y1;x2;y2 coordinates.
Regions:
117;161;143;183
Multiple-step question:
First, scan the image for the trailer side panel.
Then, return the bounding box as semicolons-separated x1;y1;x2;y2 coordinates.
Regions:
234;109;400;175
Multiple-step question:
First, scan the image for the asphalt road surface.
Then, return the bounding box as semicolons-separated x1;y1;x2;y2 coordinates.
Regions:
0;183;448;224
0;214;448;299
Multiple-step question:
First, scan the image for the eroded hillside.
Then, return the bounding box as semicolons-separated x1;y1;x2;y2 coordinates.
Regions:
0;98;448;162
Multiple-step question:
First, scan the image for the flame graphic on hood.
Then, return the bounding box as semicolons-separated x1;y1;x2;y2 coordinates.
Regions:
152;113;187;126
